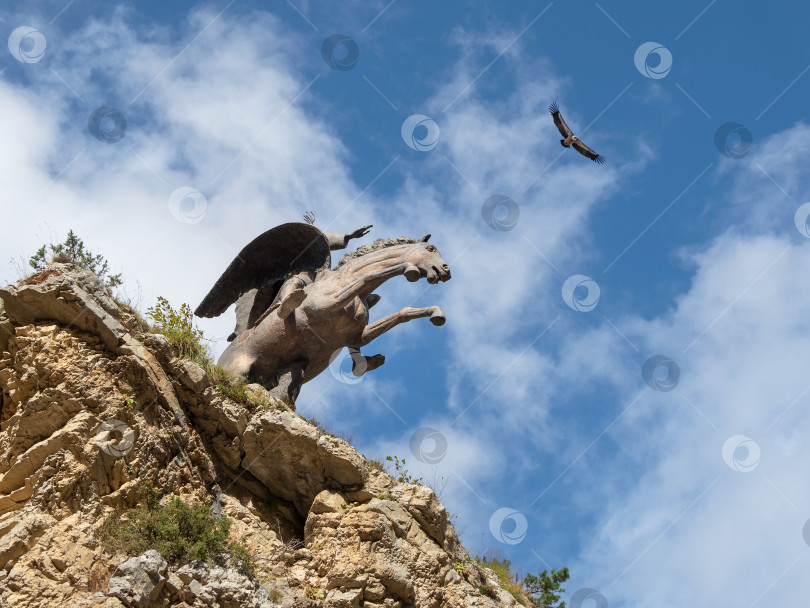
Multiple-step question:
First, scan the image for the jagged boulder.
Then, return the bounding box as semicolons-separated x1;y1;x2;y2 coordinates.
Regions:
241;410;367;516
107;550;168;608
174;562;280;607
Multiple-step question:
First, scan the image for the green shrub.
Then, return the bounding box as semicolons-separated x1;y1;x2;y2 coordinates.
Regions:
29;229;122;287
146;296;207;362
229;537;256;574
103;481;240;567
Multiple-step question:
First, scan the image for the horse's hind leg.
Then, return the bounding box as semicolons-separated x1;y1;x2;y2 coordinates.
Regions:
348;347;385;376
218;341;257;378
361;306;445;346
267;363;305;407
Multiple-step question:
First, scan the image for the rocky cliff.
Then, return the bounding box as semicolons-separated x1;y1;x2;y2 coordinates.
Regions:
0;265;517;608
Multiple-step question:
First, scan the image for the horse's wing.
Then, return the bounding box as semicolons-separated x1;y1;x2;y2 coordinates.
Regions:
195;222;331;318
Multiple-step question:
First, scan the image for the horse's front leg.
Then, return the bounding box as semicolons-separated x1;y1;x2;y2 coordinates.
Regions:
361;306;445;345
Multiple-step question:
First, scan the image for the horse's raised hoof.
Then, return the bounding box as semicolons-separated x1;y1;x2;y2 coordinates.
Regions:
366;354;385;371
429;309;446;326
404;264;421;282
278;287;306;318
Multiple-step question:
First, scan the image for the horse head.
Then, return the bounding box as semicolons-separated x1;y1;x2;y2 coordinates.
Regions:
402;235;451;284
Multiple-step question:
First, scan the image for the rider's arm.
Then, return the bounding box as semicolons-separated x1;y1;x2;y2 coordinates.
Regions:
324;225;372;250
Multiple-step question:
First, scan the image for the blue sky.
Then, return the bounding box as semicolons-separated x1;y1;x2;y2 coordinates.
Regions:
3;1;810;606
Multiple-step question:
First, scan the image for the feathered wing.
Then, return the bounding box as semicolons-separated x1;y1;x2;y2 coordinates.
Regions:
549;102;573;138
572;140;606;164
195;222;331;318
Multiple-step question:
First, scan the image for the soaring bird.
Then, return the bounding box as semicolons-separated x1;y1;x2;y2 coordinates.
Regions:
549;102;605;164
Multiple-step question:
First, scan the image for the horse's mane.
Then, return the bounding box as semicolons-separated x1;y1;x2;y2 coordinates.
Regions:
337;236;417;267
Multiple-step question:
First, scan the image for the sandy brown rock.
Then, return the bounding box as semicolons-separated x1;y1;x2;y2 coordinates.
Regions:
0;267;513;607
241;411;367;516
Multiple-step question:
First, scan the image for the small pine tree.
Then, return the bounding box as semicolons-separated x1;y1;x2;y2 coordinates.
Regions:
523;567;570;608
29;229;122;287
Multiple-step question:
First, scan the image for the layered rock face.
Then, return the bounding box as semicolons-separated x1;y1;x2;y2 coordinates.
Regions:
0;266;515;608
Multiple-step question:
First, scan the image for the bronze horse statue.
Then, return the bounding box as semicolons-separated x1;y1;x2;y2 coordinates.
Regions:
195;222;450;403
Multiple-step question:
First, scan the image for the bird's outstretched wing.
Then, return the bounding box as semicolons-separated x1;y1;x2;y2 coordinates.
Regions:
549;102;573;138
195;222;331;318
572;140;606;164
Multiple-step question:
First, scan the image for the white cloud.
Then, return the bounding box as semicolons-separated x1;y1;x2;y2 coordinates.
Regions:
552;131;810;605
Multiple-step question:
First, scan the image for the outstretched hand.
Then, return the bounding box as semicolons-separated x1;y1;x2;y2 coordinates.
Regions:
350;225;373;240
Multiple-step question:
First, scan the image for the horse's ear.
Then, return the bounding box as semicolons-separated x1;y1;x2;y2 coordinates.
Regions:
420;234;431;242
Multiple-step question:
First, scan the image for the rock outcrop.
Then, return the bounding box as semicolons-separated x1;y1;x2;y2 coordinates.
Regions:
0;265;514;607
